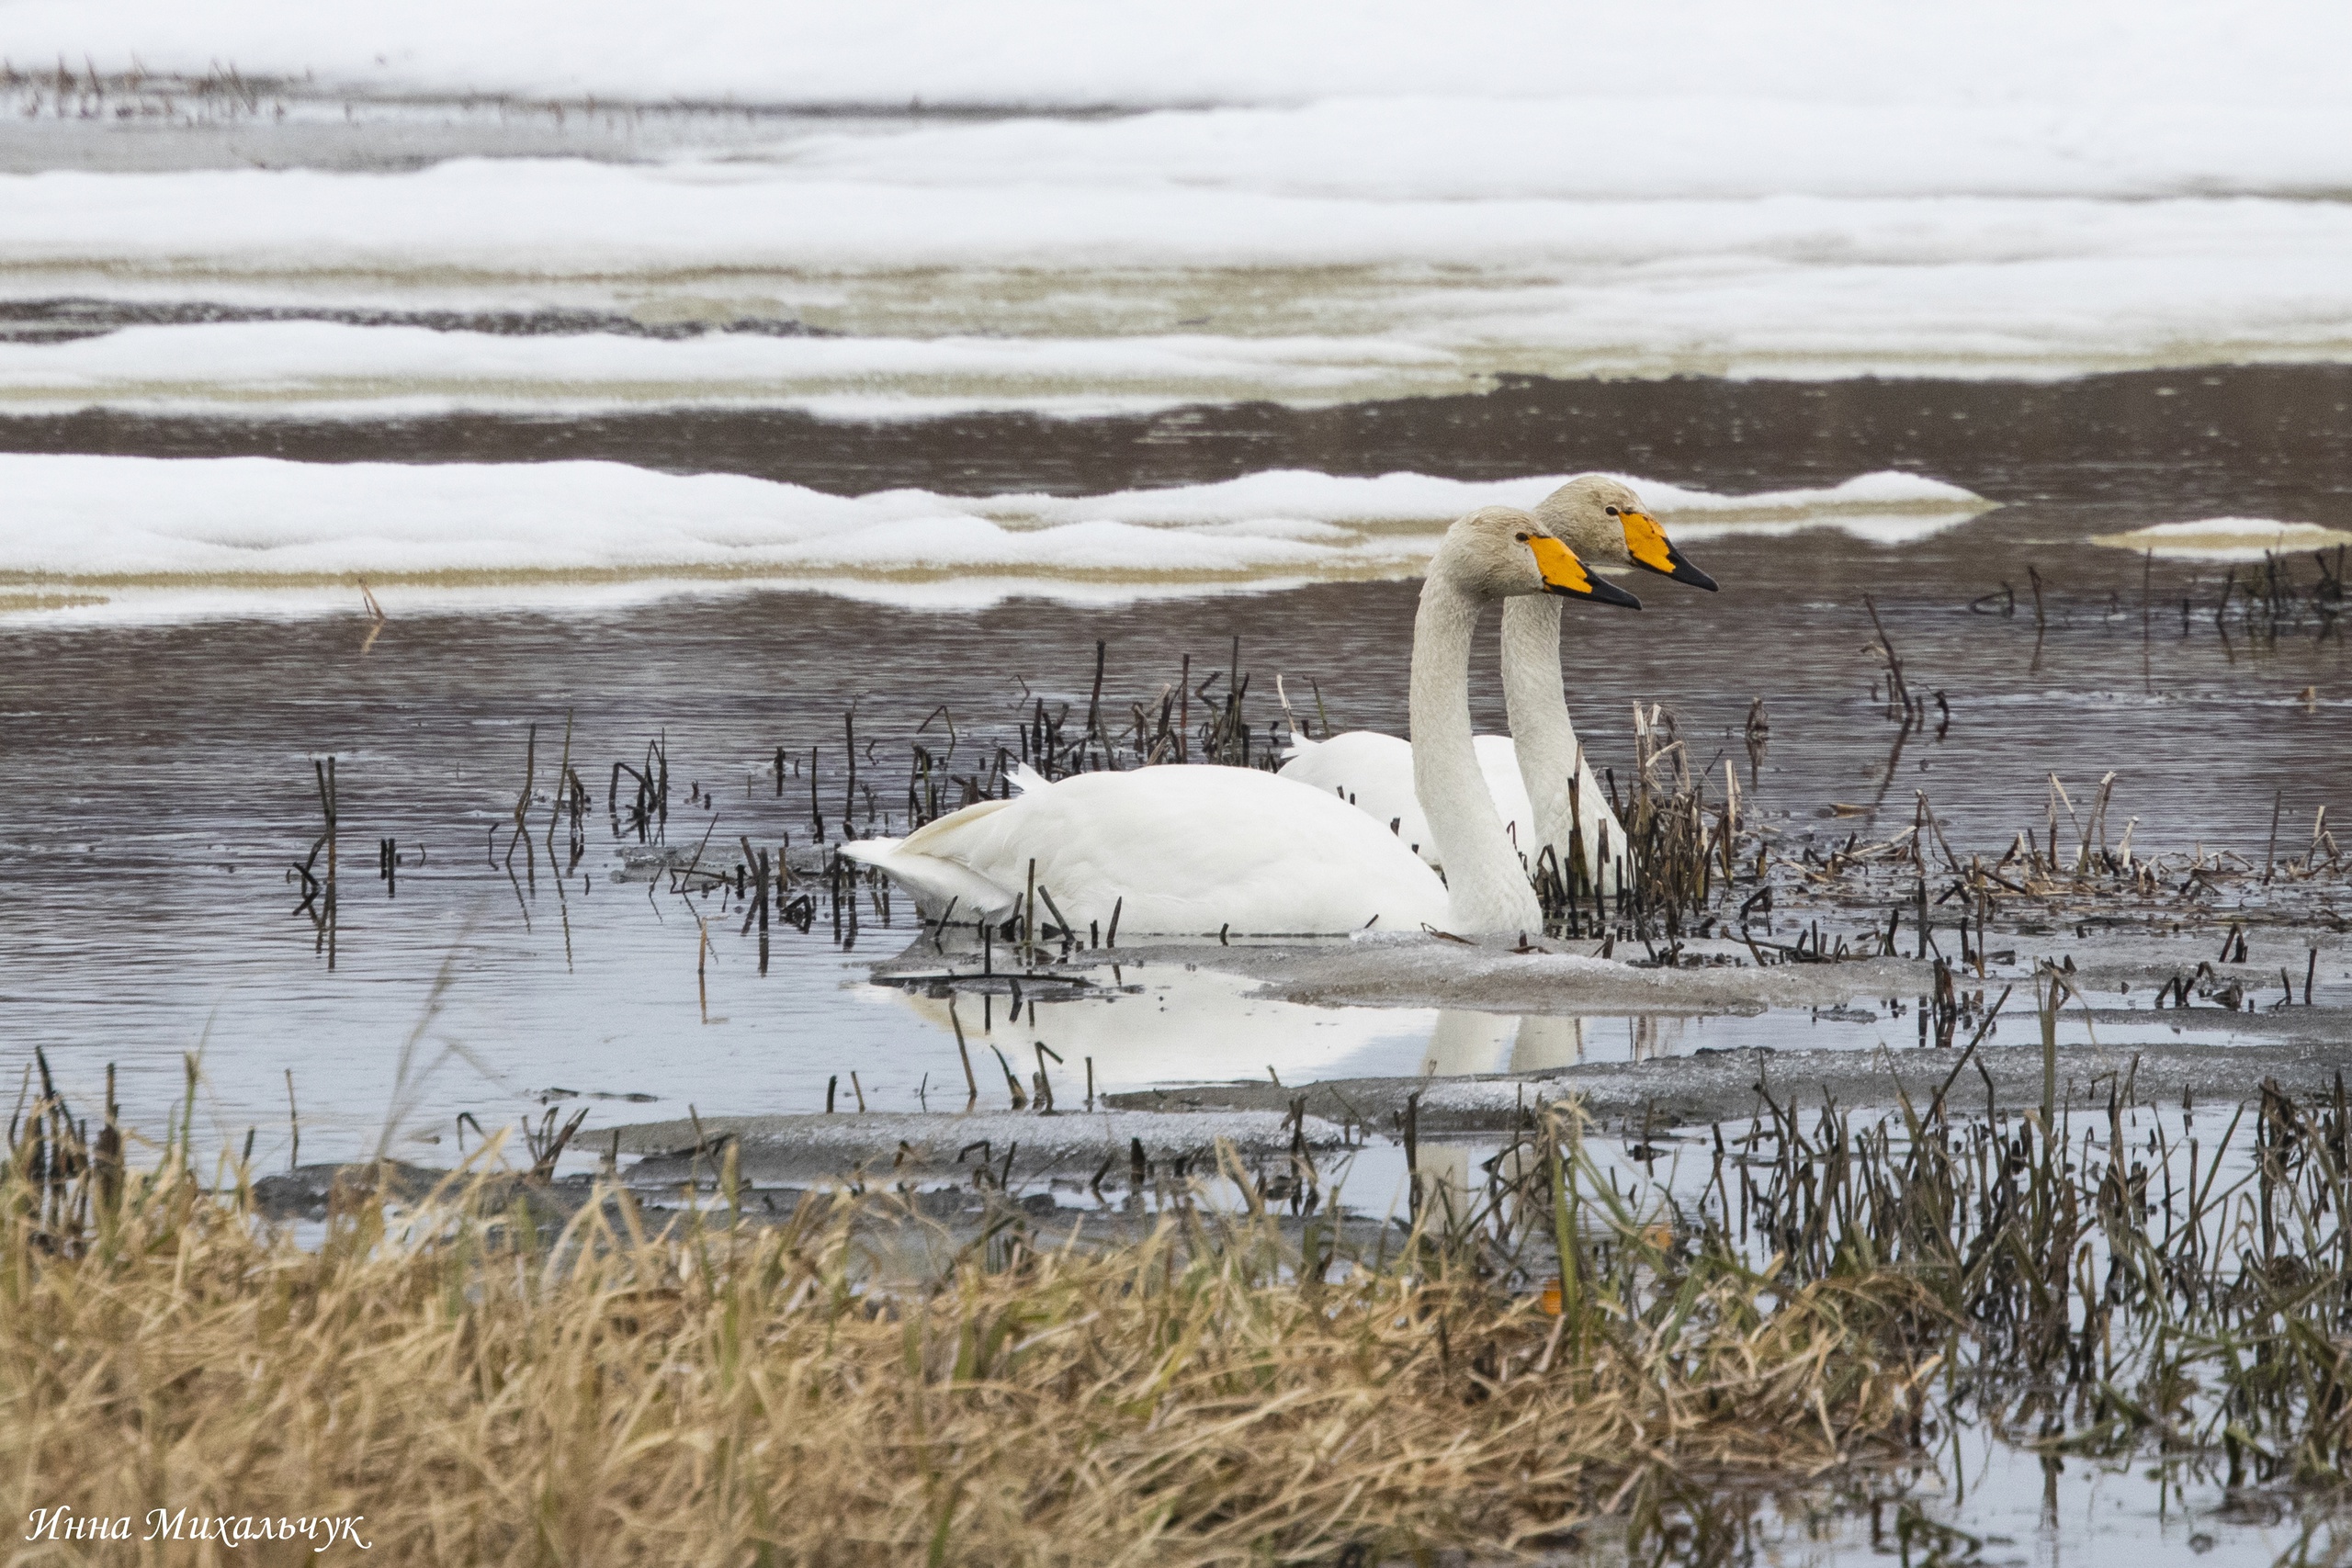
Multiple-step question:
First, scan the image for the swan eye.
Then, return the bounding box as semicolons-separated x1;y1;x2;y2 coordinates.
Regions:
1605;505;1621;516
1514;532;1530;542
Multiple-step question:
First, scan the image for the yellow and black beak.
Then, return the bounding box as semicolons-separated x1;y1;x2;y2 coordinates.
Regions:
1529;535;1642;609
1621;510;1718;591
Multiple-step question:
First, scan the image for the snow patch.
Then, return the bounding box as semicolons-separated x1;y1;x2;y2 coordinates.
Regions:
0;455;1991;617
2090;519;2352;560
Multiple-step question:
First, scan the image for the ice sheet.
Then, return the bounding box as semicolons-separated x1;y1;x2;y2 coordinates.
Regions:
11;2;2351;398
0;455;1990;615
10;0;2350;143
2090;518;2352;561
0;318;1444;419
11;152;2352;400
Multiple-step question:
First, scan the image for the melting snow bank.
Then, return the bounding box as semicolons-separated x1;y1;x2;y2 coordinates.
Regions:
0;318;1451;420
10;3;2352;396
2092;518;2352;561
8;178;2352;400
0;457;1989;617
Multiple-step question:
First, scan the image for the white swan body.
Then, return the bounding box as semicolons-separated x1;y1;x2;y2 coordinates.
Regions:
845;506;1625;935
1281;731;1532;865
1275;476;1716;897
843;764;1450;935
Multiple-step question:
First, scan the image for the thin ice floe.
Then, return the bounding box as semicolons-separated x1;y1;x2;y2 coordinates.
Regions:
0;455;1990;617
2090;518;2352;561
0;317;1453;420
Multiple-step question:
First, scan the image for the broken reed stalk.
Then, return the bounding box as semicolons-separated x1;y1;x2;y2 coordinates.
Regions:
948;998;978;1110
1084;639;1105;751
1862;592;1915;724
843;711;857;832
311;756;338;968
510;723;537;883
695;916;714;1025
544;708;575;867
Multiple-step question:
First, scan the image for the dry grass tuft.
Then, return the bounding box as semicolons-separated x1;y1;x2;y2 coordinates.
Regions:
0;1126;1940;1565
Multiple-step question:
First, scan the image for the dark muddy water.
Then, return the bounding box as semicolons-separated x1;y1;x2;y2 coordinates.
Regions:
10;362;2352;508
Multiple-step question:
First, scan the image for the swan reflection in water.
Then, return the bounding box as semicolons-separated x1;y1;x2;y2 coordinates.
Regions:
876;957;1590;1096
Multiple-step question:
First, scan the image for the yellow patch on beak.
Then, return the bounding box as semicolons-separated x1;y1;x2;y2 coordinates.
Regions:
1528;535;1594;595
1622;510;1677;576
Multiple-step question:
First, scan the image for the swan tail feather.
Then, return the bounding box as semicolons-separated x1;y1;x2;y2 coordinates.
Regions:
899;795;1015;854
841;835;1015;921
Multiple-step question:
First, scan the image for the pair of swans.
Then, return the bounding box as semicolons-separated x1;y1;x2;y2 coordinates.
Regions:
844;487;1707;935
1280;476;1716;893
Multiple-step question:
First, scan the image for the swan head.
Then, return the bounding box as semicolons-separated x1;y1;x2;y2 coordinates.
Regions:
1434;505;1642;608
1534;475;1718;592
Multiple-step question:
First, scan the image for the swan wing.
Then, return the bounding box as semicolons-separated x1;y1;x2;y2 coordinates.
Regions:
1276;730;1435;859
1279;730;1536;870
861;764;1449;935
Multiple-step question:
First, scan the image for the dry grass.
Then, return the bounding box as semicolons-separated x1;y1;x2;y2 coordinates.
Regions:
0;1127;1941;1566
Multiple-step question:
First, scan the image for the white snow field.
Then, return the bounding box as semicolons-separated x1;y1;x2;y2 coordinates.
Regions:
6;0;2348;134
6;173;2352;413
4;0;2351;409
0;457;1989;616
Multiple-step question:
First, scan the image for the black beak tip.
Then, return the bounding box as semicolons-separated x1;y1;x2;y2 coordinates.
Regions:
1570;577;1643;611
1641;547;1718;592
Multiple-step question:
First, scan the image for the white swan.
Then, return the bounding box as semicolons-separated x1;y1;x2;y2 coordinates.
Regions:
842;506;1637;935
1278;475;1716;894
1275;730;1533;865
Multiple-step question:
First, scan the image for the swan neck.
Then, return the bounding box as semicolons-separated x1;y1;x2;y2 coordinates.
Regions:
1412;577;1541;931
1502;594;1621;890
1501;594;1578;852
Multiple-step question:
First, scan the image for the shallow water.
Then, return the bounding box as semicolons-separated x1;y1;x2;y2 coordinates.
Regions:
1;424;2342;1160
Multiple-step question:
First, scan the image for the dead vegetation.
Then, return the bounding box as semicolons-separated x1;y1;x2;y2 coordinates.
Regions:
0;1106;1938;1566
14;1032;2352;1562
